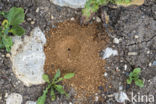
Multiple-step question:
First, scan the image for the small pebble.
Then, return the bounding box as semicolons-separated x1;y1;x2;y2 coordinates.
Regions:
113;38;120;44
92;17;96;20
104;72;108;77
6;53;10;58
27;18;32;21
128;52;137;55
95;96;99;102
2;55;5;57
36;8;39;13
5;93;8;98
51;15;54;20
149;62;152;66
147;51;150;54
70;17;75;21
124;64;127;70
96;17;101;23
134;35;139;39
31;21;35;25
116;67;120;72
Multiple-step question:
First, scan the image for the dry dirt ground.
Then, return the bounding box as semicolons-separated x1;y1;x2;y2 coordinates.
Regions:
0;0;155;104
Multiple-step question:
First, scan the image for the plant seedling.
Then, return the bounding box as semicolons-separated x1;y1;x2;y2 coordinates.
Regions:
37;69;75;104
127;68;144;88
0;7;25;52
82;0;132;23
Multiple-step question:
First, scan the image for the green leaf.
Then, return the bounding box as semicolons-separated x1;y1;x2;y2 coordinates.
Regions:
55;85;65;94
0;11;8;18
135;79;144;88
6;7;25;25
0;40;5;49
42;74;50;83
53;69;61;81
50;87;55;101
9;25;25;36
55;77;63;83
2;36;13;52
133;68;141;75
64;73;75;79
127;77;132;84
37;86;49;104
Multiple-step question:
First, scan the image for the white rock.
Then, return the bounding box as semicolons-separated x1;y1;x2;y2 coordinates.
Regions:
124;64;127;70
36;8;39;13
134;35;139;39
149;62;152;66
104;72;108;77
6;53;11;58
128;52;137;55
5;93;8;98
10;27;46;87
96;17;101;23
102;47;118;59
113;38;120;44
50;0;87;8
70;17;75;21
31;21;35;25
25;101;36;104
114;91;129;103
6;93;22;104
95;96;99;102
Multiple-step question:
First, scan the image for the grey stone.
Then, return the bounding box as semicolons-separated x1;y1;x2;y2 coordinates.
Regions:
152;61;156;66
10;27;46;87
6;93;22;104
50;0;87;8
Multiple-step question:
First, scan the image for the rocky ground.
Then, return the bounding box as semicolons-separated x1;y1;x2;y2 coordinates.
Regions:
0;0;155;104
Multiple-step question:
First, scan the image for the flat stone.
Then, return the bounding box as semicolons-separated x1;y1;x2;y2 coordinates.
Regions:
10;27;46;87
25;101;36;104
50;0;87;8
6;93;22;104
128;52;138;56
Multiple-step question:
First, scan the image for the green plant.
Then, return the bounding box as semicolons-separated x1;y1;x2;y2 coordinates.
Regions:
82;0;131;23
127;68;144;88
0;7;25;52
37;69;75;104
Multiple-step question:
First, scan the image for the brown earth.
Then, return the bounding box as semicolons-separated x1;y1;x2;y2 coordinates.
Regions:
44;21;109;101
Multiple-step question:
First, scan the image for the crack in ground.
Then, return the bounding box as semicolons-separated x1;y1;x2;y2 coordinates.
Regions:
125;34;156;46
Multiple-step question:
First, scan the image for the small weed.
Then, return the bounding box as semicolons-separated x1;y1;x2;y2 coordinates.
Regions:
82;0;131;23
127;68;144;88
0;7;25;52
37;69;75;104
